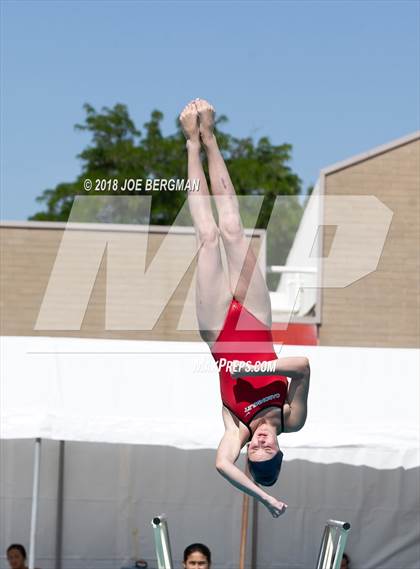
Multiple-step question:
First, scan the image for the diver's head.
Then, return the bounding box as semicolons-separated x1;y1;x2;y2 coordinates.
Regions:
247;423;283;486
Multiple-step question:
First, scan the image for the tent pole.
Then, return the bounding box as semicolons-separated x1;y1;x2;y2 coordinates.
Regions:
239;493;249;569
54;440;65;569
29;437;41;569
239;461;250;569
251;498;259;569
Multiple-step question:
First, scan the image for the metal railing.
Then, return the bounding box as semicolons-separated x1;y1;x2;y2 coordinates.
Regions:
151;515;173;569
150;513;350;569
268;266;317;314
316;519;351;569
268;266;318;275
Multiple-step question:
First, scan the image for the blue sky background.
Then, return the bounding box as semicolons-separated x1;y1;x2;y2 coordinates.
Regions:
1;0;419;220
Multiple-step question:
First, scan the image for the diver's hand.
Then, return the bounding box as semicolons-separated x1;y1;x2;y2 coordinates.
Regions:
262;495;288;518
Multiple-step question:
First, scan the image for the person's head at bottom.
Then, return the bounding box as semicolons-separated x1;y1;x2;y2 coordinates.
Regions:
183;543;211;569
7;544;27;569
340;553;351;569
247;426;283;486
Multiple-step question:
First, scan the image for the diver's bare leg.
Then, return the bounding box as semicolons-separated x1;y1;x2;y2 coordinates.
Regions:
195;99;271;326
180;101;231;344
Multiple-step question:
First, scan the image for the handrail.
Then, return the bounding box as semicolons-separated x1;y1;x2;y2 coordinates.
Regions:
327;519;351;531
316;519;351;569
151;514;173;569
268;265;317;274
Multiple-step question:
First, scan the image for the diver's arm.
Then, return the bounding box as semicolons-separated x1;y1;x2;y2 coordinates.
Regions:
216;429;264;499
284;362;310;431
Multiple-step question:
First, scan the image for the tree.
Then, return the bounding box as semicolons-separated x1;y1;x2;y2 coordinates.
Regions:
30;103;306;278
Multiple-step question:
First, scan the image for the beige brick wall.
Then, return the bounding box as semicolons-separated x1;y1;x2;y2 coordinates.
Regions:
0;224;264;341
319;138;419;348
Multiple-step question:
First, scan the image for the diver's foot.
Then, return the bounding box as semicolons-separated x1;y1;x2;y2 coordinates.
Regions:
195;98;216;146
179;101;200;146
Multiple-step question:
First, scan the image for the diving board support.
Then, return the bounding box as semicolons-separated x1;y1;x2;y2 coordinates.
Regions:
151;514;174;569
316;519;351;569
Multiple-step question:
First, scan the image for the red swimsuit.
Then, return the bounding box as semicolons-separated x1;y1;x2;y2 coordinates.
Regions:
210;297;288;437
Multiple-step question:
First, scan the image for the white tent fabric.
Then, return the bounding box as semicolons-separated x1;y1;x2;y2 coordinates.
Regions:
1;337;419;569
1;337;419;469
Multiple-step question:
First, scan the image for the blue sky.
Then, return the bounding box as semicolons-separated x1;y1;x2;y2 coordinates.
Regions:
1;0;419;220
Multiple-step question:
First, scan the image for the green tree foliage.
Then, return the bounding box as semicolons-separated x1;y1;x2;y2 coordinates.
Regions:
30;103;307;276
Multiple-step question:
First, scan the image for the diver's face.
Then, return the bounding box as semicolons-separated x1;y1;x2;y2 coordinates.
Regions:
183;551;210;568
247;425;278;462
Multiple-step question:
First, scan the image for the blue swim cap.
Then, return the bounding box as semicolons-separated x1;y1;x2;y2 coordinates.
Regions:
248;450;283;486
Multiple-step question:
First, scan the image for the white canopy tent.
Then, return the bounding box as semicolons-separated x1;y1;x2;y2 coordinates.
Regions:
1;337;419;568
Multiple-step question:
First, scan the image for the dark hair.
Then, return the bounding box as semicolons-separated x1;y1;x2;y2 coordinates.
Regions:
183;543;211;564
342;553;351;566
7;544;27;559
248;450;283;486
